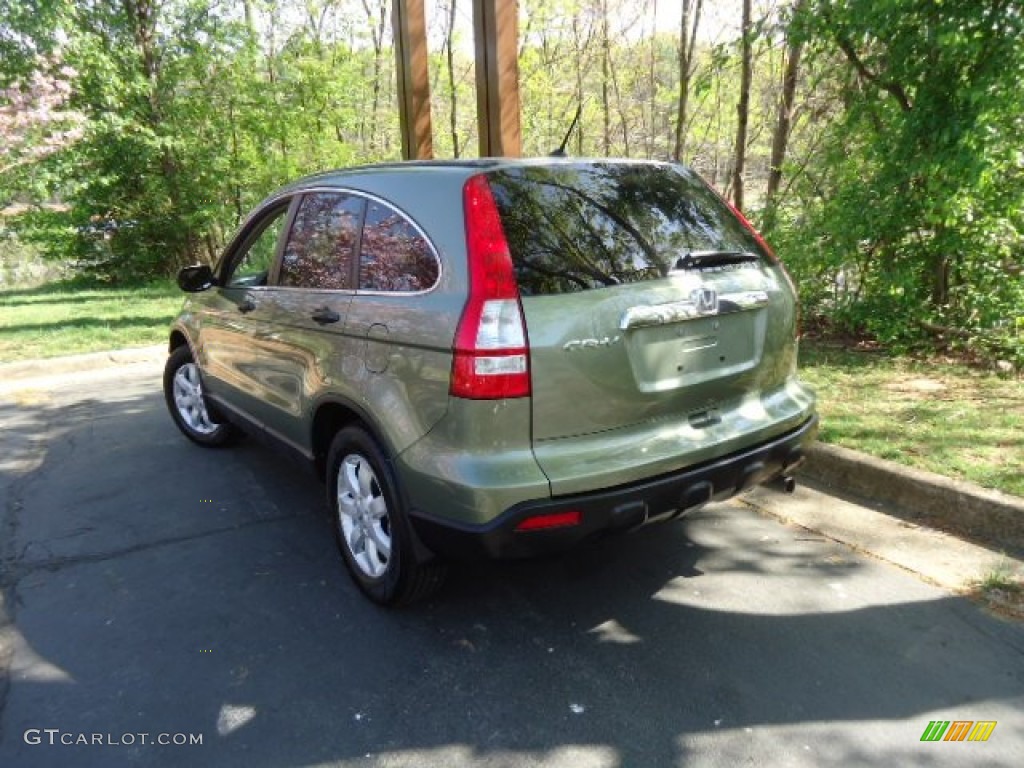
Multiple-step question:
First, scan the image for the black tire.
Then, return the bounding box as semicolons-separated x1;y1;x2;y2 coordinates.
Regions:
163;345;237;447
327;426;446;606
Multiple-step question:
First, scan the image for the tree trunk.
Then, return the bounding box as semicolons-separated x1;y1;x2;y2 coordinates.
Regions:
930;251;950;307
731;0;752;211
444;0;460;156
571;17;592;155
647;0;657;158
673;0;703;162
763;0;805;231
361;0;387;154
242;0;258;45
601;0;611;155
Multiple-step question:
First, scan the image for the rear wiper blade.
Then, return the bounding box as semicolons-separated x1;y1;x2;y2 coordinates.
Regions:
673;251;760;270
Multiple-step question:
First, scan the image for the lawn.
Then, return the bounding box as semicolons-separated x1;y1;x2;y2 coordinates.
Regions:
799;340;1023;498
0;280;183;362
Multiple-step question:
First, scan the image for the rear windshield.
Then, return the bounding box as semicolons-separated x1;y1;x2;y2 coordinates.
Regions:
487;162;769;296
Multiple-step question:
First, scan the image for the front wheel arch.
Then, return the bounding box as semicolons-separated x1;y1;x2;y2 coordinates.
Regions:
162;345;236;447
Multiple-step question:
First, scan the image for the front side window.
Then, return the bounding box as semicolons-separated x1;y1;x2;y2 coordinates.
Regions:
359;201;439;292
223;205;289;287
279;193;364;290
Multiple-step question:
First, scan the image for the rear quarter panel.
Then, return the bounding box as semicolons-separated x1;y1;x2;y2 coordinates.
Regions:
307;170;473;456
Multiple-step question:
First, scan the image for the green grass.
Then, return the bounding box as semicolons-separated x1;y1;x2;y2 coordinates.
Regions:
0;279;183;362
967;564;1024;619
800;340;1023;498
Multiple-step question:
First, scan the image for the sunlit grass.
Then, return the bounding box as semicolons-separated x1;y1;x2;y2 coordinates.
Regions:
0;279;182;362
800;340;1023;497
966;563;1024;619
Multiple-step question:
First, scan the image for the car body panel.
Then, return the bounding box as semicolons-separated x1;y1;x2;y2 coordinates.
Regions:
335;290;458;455
395;397;552;527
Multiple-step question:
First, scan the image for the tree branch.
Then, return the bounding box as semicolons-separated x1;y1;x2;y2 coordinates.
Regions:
832;31;912;112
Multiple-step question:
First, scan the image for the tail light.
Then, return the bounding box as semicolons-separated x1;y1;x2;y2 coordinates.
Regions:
450;174;531;399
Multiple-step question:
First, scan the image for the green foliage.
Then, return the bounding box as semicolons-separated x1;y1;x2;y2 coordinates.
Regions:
1;0;1021;366
781;0;1024;365
2;0;400;282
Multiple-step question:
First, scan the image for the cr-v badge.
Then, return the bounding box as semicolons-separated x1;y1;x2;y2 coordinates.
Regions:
563;335;622;351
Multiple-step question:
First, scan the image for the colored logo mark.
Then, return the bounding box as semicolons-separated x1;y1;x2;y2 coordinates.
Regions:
920;720;997;742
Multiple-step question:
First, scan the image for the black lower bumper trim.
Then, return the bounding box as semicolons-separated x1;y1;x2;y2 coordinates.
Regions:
410;415;818;560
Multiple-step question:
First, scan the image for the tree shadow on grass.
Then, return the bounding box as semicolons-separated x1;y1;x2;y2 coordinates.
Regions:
1;316;178;335
0;279;178;307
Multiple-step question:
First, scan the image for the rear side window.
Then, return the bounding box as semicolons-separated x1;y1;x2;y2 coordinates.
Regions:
359;201;439;292
487;163;769;296
280;193;364;290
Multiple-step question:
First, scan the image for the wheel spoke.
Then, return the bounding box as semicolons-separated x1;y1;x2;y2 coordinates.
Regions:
171;362;219;436
368;522;391;562
368;496;387;521
357;460;374;498
362;536;380;572
343;457;361;497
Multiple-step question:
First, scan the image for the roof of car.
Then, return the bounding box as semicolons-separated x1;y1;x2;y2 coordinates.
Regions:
290;156;670;186
253;157;679;218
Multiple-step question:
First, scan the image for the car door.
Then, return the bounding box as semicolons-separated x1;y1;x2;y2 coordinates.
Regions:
243;190;362;453
198;198;296;425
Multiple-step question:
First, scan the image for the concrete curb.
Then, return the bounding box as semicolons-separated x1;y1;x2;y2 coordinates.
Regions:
0;345;165;382
802;442;1024;556
742;485;1023;592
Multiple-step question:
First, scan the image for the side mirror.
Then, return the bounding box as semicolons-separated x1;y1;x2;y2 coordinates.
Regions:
177;264;216;293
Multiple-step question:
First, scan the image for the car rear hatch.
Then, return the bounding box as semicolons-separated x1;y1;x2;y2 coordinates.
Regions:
486;161;812;495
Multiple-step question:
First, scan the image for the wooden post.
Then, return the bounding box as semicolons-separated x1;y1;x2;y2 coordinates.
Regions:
473;0;522;157
393;0;433;160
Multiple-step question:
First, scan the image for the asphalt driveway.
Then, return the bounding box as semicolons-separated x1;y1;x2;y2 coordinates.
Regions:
1;365;1022;767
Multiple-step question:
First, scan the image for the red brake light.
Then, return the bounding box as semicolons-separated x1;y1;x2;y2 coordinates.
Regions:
451;175;531;399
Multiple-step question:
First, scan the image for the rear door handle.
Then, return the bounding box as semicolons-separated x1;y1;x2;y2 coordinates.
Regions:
311;307;340;325
237;297;256;313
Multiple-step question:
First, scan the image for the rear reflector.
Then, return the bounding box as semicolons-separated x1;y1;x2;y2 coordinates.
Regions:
514;510;583;532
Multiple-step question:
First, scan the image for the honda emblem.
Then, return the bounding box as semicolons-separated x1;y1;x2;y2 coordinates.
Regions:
691;287;719;315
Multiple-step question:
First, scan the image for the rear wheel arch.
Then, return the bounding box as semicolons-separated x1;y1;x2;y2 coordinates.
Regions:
311;398;394;480
326;424;447;605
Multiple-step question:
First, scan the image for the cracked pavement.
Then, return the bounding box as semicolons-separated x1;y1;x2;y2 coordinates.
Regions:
0;364;1022;767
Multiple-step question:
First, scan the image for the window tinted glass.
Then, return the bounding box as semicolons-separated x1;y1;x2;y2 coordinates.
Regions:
224;205;289;288
359;202;439;292
280;193;364;289
487;163;768;296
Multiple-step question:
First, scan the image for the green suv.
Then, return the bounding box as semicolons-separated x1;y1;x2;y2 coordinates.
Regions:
164;159;817;604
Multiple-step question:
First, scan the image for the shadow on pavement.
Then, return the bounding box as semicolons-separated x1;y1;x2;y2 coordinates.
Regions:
1;384;1022;767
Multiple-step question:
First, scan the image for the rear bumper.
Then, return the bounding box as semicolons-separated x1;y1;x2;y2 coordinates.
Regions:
409;414;818;560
